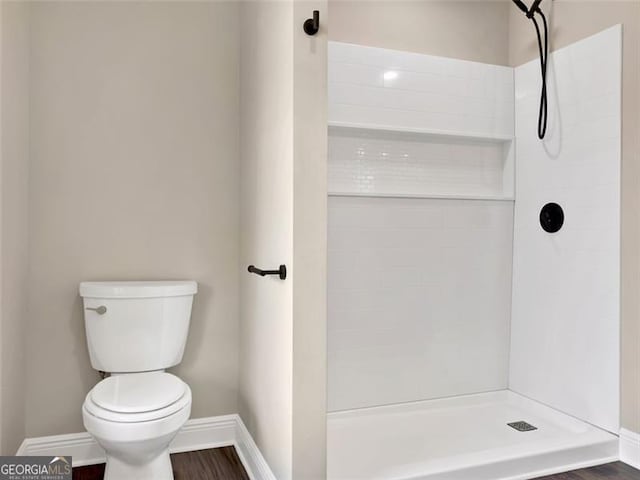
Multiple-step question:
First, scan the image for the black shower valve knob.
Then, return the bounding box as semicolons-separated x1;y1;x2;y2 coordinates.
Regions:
539;203;564;233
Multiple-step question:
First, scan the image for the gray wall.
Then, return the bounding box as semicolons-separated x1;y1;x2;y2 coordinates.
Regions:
25;1;240;437
329;0;510;65
0;0;30;456
3;0;636;462
508;0;640;434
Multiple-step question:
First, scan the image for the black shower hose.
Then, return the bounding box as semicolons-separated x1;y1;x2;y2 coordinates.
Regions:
530;10;548;139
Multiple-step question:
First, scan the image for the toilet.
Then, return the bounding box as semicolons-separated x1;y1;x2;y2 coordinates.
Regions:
79;281;197;480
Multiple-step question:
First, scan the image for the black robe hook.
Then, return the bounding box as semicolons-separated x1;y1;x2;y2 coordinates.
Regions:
303;10;320;35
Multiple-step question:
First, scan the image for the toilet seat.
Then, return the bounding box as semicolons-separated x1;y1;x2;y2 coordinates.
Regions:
84;372;191;423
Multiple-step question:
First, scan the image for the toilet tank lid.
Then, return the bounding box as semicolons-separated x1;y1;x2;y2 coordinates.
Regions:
79;281;197;299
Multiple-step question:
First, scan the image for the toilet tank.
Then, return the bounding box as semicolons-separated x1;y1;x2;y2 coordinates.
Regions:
79;281;197;373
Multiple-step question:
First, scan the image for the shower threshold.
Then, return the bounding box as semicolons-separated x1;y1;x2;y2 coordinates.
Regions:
327;390;618;480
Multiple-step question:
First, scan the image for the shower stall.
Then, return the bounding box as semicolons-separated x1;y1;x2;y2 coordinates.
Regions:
326;25;621;480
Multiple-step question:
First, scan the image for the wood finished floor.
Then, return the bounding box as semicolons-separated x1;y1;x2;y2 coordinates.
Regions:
536;462;640;480
72;446;249;480
72;449;639;480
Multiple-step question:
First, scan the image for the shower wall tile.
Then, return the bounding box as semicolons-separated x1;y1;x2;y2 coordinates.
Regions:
328;42;514;138
327;41;516;411
328;196;514;411
328;41;515;199
510;26;621;433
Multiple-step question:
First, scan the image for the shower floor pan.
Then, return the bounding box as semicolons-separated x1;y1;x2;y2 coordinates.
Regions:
327;390;618;480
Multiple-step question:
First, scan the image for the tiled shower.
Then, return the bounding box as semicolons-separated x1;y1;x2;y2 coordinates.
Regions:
327;26;621;480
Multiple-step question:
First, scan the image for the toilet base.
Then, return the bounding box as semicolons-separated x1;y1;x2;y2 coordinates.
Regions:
82;379;191;480
104;449;173;480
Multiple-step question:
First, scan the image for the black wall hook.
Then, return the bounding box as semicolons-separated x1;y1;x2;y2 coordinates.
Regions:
303;10;320;35
248;265;287;280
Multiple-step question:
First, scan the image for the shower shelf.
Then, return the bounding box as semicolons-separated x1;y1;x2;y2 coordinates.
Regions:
328;192;515;202
328;120;515;200
328;121;514;143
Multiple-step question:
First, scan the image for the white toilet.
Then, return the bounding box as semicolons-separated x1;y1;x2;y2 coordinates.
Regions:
79;281;197;480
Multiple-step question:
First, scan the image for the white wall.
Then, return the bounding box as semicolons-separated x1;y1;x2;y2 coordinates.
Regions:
509;26;621;433
239;2;294;478
508;0;640;436
26;1;241;437
239;2;328;479
327;43;515;411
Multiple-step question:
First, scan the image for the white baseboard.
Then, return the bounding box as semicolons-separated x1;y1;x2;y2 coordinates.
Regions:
16;431;105;467
16;414;275;480
170;415;238;455
620;428;640;470
234;417;277;480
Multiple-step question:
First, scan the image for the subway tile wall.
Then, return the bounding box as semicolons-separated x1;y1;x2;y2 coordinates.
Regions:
328;41;514;138
328;128;511;198
328;197;514;411
328;42;515;199
327;43;517;411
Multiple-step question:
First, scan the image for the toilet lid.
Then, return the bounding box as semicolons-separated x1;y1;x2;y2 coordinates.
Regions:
90;372;187;413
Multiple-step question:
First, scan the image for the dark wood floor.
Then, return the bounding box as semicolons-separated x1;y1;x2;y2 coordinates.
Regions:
72;446;249;480
537;462;640;480
73;449;638;480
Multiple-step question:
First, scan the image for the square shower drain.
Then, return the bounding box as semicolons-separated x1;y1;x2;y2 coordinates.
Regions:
507;421;537;432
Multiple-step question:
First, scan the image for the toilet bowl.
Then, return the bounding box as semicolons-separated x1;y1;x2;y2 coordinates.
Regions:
79;280;198;480
82;372;192;480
